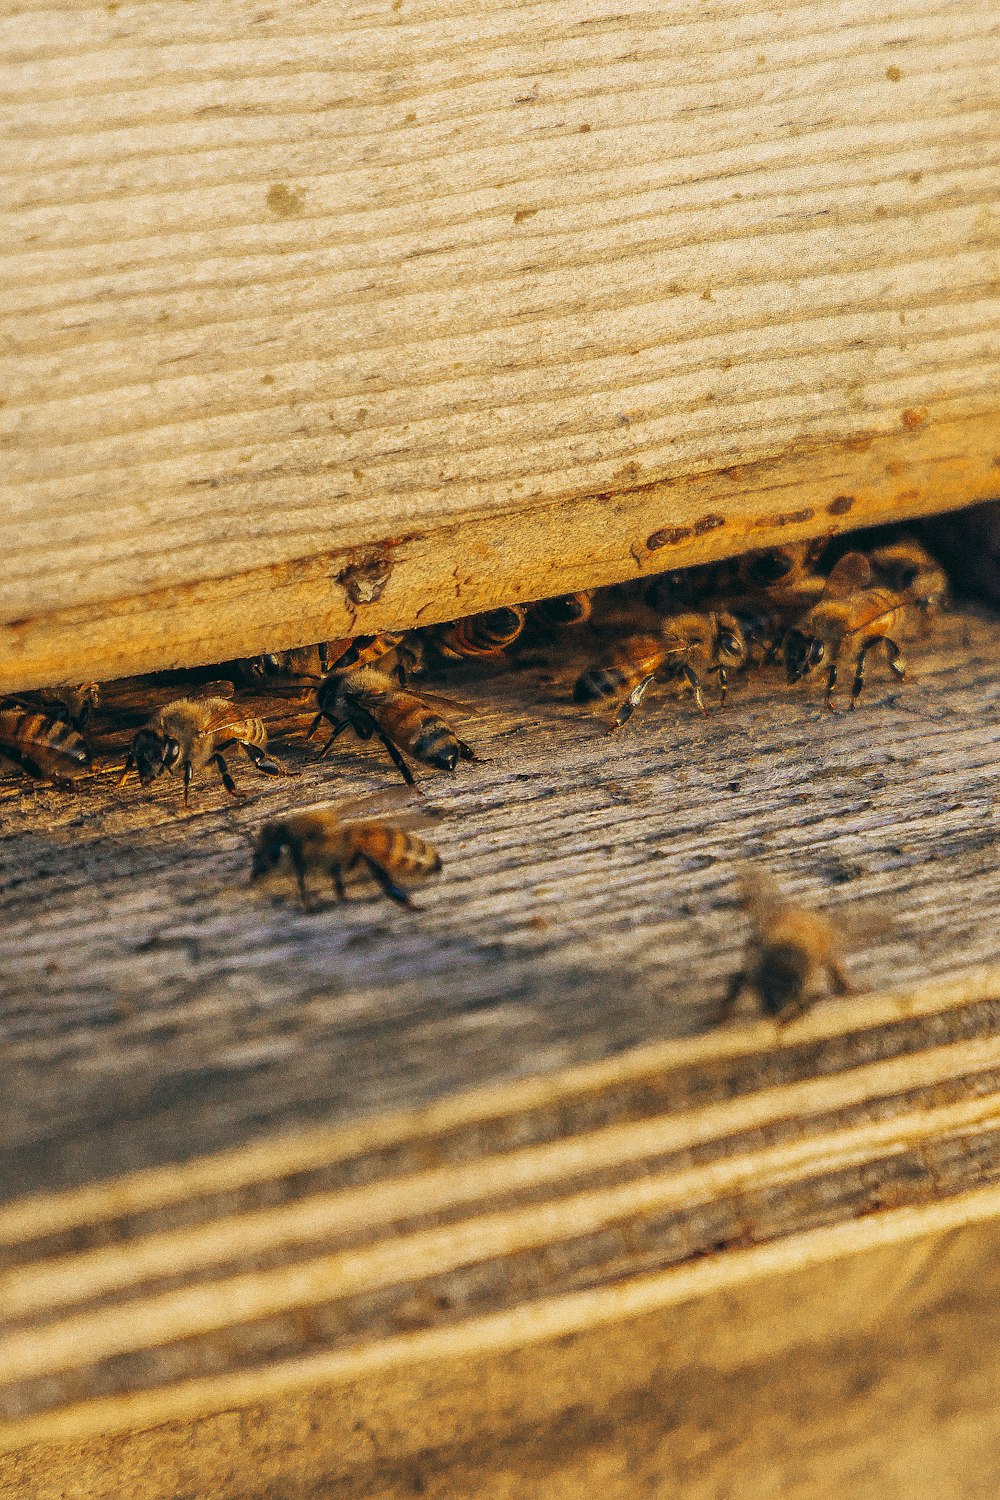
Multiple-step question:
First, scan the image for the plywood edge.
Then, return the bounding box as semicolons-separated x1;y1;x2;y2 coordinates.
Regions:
3;406;997;696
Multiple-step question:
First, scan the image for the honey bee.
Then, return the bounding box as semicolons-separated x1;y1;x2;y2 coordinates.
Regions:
644;540;827;613
434;606;527;659
323;632;412;673
311;667;474;784
573;610;746;727
28;682;101;732
721;869;853;1022
784;552;906;708
122;691;286;805
0;702;92;786
869;538;948;619
232;641;353;687
252;802;442;909
529;592;593;628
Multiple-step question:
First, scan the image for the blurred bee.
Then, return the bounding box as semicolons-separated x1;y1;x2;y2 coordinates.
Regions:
529;592;593;628
252;802;442;910
122;689;286;805
721;868;853;1022
784;552;906;709
869;538;948;620
434;605;527;659
311;667;474;784
0;702;92;786
574;610;746;728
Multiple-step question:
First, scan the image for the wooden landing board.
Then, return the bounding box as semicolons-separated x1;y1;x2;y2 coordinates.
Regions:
3;603;1000;1485
3;0;1000;691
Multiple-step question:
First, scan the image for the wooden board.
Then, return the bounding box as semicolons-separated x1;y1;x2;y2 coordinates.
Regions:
6;1159;1000;1497
3;597;1000;1492
4;0;1000;692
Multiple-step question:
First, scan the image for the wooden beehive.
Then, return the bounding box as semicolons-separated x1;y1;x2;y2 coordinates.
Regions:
3;2;1000;1496
3;0;1000;693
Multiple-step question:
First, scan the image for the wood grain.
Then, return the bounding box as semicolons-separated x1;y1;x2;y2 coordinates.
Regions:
3;600;1000;1487
3;0;1000;690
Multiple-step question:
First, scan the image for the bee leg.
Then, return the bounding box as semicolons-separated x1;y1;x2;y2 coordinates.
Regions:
716;665;728;706
330;865;347;902
719;970;748;1021
361;855;415;908
775;994;812;1027
242;742;287;777
375;731;416;786
212;753;241;799
827;958;855;995
118;749;135;788
290;849;317;912
318;720;351;758
885;637;906;681
849;640;876;709
182;760;193;807
824;662;838;711
681;666;708;716
611;673;656;731
306;712;326;741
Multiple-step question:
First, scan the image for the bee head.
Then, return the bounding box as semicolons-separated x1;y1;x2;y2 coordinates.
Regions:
747;549;795;587
483;606;524;637
785;631;825;683
251;822;288;880
543;595;587;625
715;619;746;666
758;942;811;1016
131;728;178;784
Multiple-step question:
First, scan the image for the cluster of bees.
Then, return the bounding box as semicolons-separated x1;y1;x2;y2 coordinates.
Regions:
0;532;950;1017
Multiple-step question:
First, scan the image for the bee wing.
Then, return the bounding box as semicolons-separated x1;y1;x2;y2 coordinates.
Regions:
290;788;444;830
823;552;873;598
198;699;258;736
190;679;236;701
409;688;474;718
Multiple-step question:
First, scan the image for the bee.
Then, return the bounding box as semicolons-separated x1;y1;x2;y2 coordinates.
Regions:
869;538;948;620
573;610;746;728
323;632;412;673
784;552;906;709
644;540;826;613
232;641;353;688
529;592;593;628
434;606;527;659
122;690;286;805
311;667;474;784
0;702;92;786
721;869;853;1022
252;802;442;910
737;537;828;591
26;682;101;733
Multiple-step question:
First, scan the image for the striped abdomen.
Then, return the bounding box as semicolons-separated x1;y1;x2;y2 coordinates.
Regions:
437;606;526;658
219;716;269;751
328;633;409;673
531;592;592;628
351;823;442;878
373;693;462;770
572;635;669;704
0;708;91;781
